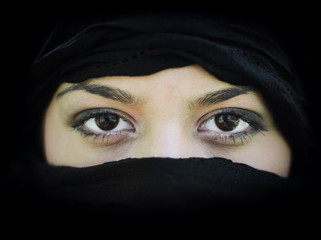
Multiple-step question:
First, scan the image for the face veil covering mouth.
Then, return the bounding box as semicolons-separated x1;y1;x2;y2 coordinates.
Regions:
16;13;316;219
31;157;299;218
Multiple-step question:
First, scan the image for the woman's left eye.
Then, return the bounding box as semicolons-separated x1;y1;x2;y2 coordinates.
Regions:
72;109;135;144
198;108;266;145
201;114;249;133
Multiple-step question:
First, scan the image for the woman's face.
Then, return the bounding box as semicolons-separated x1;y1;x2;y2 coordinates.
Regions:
44;65;291;177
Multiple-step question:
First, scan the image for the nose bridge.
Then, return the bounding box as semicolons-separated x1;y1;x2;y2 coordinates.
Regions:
154;124;184;157
132;73;207;159
139;120;202;158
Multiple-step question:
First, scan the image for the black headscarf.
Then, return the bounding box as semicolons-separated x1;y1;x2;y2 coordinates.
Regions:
9;12;318;219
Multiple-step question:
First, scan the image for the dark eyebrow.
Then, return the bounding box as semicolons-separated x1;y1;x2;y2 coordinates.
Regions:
56;82;142;105
195;86;253;107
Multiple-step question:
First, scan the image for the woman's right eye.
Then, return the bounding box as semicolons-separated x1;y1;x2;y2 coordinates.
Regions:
72;109;135;144
84;113;133;133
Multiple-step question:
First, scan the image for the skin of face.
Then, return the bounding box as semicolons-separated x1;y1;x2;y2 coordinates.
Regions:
44;65;291;177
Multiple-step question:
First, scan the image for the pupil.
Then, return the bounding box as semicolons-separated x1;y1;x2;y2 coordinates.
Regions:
215;114;239;131
95;113;119;131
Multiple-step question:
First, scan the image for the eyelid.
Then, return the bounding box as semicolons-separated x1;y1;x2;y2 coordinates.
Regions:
197;107;263;128
71;108;136;129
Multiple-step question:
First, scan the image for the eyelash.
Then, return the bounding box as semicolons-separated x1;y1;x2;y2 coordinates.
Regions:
71;108;267;146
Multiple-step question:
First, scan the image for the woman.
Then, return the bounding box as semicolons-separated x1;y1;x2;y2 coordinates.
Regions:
14;12;318;219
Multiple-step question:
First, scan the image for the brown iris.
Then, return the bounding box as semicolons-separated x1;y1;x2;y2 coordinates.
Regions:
215;114;239;131
95;113;119;131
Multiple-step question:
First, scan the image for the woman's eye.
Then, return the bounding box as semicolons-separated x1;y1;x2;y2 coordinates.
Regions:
203;114;249;133
84;113;131;133
72;109;135;144
198;108;267;145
